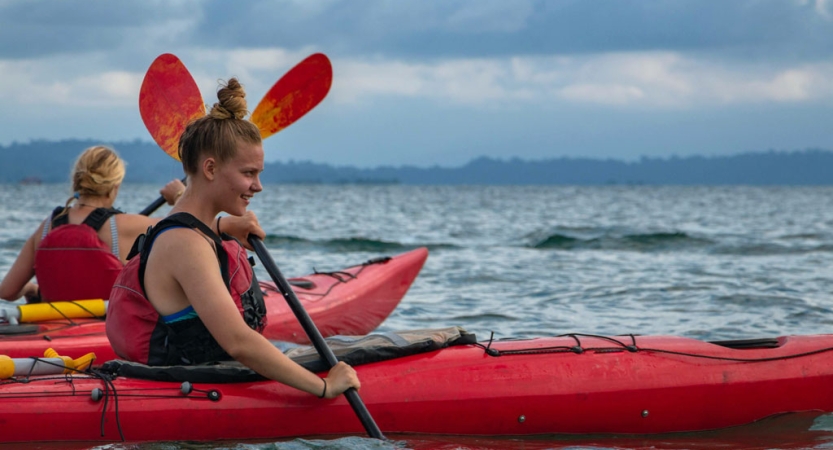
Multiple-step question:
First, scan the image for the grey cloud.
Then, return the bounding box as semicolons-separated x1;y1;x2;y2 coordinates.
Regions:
1;0;831;62
190;0;833;61
0;0;189;59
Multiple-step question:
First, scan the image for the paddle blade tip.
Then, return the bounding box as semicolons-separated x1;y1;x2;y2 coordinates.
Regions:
251;53;334;139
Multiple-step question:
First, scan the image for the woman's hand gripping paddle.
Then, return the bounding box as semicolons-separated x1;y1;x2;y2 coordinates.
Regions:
248;236;385;439
139;53;384;439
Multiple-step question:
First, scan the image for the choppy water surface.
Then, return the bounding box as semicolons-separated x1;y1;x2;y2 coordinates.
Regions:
3;184;833;450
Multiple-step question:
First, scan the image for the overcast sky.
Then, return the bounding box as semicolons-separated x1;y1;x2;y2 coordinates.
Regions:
1;0;832;167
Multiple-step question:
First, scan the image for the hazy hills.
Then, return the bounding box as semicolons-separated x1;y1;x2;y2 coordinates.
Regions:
2;139;833;185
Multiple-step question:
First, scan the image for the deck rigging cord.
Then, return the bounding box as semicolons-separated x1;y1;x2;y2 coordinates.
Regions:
476;332;833;363
261;255;391;298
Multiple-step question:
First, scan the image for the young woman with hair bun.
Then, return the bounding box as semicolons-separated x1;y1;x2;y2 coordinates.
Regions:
107;78;361;400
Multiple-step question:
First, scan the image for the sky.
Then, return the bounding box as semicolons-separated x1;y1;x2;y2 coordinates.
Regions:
1;0;832;167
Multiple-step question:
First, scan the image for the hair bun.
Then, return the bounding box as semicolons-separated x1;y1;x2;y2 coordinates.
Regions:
178;77;262;175
69;145;125;199
209;78;248;120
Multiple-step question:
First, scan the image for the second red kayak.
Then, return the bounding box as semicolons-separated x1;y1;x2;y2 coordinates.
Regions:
0;247;428;360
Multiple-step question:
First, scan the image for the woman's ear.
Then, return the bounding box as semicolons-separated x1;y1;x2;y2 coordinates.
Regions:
202;157;217;181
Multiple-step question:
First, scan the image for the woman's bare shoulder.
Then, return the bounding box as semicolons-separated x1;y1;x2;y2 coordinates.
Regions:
114;213;160;239
150;227;216;256
115;213;157;227
147;228;224;289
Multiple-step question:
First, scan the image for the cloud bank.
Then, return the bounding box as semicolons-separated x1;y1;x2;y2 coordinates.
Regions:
0;0;832;166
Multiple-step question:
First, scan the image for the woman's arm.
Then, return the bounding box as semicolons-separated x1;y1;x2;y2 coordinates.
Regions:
149;230;359;397
0;223;43;301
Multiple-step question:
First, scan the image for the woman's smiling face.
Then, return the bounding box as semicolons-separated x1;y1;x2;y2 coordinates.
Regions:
215;140;264;216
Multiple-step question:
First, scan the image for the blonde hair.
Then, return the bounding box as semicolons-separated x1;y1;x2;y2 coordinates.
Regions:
61;145;126;210
178;78;262;175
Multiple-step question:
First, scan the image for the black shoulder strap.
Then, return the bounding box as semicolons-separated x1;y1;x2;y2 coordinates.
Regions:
136;213;231;295
49;206;123;230
49;206;68;228
81;207;123;231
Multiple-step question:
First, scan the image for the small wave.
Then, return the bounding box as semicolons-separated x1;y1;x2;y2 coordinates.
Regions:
263;235;311;245
713;293;808;308
779;233;828;240
533;233;581;249
448;313;519;322
531;230;712;252
326;238;407;252
263;234;456;252
711;243;833;256
624;232;691;245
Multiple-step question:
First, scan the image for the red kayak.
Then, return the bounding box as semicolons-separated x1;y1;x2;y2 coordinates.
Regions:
0;247;427;361
1;329;832;443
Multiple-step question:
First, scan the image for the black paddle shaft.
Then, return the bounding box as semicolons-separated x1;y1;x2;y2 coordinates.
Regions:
138;196;166;216
248;236;385;440
138;177;187;217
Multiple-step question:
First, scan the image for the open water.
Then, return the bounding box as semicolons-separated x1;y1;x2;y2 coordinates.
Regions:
2;183;833;450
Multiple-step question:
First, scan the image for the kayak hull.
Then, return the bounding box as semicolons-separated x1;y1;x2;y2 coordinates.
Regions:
2;333;833;442
0;248;427;360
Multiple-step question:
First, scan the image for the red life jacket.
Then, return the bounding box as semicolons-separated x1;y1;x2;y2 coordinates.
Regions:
34;207;123;302
107;213;267;366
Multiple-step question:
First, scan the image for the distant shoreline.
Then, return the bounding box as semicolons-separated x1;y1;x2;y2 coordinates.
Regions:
2;139;833;185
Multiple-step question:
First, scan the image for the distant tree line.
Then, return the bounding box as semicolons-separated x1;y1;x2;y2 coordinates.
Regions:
2;139;833;185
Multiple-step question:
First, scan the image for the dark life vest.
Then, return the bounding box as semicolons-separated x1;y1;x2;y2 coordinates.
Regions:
34;207;123;302
106;212;267;366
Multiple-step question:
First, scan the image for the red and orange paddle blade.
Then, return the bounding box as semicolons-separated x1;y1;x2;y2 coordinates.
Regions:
140;53;331;155
251;53;333;139
139;54;205;161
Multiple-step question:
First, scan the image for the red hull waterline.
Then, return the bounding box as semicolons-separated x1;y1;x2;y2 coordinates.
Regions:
2;333;833;442
0;248;428;360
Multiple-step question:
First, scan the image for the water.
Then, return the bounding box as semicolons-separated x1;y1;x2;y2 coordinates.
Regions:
3;184;833;449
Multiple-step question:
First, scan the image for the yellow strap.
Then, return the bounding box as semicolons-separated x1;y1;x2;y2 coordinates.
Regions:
18;299;106;322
